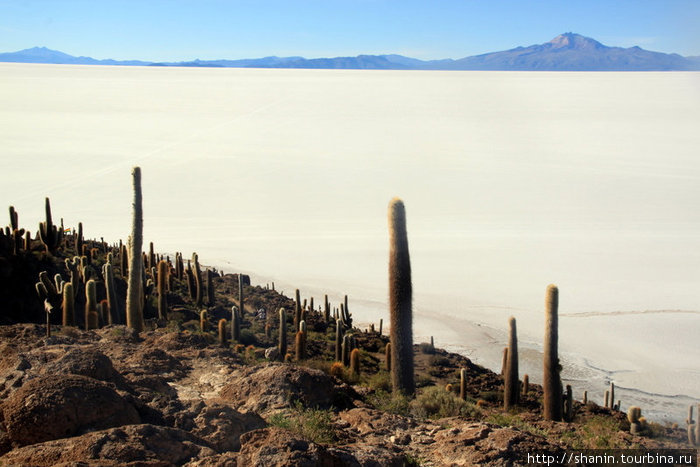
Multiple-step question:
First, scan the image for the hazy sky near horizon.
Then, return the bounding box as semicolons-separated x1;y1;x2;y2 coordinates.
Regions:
1;0;699;61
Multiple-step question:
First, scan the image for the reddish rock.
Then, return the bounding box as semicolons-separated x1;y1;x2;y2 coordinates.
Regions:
191;402;266;452
1;374;140;447
219;363;357;416
237;427;339;466
0;423;216;466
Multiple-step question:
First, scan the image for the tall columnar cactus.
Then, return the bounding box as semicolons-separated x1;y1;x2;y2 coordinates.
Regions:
85;279;99;330
102;263;118;325
148;242;155;270
385;342;392;372
231;306;241;341
609;382;615;410
126;167;144;333
294;289;302;331
119;242;127;278
500;348;508;375
175;252;183;280
695;403;700;446
77;222;84;258
379;318;383;336
543;284;562;421
335;319;343;362
460;368;467;401
38;197;63;254
192;253;203;307
350;348;360;377
522;374;529;395
503;316;519;410
582;391;588;404
564;385;573;422
278;308;287;360
388;198;414;395
157;260;168;320
604;390;610;409
295;330;305;361
207;269;215;306
218;319;228;346
342;334;352;367
62;282;75;326
324;295;330;322
200;310;208;332
9;206;18;231
238;273;244;316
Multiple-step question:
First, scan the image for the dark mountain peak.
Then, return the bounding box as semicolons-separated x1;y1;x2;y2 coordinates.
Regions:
547;32;605;50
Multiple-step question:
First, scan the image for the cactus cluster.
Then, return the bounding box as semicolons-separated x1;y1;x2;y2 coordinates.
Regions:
38;197;64;254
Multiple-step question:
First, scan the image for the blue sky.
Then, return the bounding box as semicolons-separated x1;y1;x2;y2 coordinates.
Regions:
1;0;699;60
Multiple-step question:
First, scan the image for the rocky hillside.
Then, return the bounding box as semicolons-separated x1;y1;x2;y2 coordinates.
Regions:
0;200;695;466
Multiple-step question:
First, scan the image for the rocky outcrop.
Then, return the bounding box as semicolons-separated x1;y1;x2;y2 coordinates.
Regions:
219;363;358;416
0;423;216;466
191;402;266;451
1;374;140;448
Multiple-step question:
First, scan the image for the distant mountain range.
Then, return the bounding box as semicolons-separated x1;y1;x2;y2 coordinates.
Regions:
2;33;699;71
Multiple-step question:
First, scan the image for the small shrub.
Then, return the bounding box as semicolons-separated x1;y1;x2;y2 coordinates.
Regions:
410;386;482;420
367;371;391;392
486;413;549;437
239;329;258;346
428;355;450;367
559;415;625;449
367;390;411;417
267;401;337;444
479;390;502;403
415;374;433;388
418;342;435;354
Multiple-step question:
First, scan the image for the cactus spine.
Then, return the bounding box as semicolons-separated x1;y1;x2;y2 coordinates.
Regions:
388;198;414;395
126;167;144;333
503;316;519;410
543;284;562;421
278;308;287;360
62;282;75;326
85;279;98;330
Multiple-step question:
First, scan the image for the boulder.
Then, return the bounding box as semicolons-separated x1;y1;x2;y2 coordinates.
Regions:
237;427;338;466
191;402;266;451
0;423;216;466
219;363;357;416
1;374;140;447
